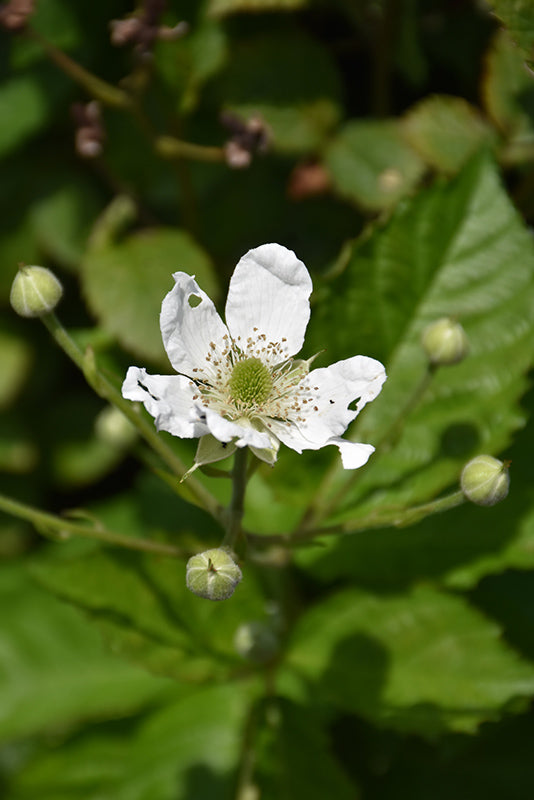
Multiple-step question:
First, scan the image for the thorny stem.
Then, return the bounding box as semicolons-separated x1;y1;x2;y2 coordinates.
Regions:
40;313;224;524
0;493;186;558
223;448;249;551
299;364;437;533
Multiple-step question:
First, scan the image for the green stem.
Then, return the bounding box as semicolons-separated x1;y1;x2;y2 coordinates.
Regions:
300;364;437;532
26;27;132;109
155;135;225;164
223;448;249;551
0;493;186;558
247;488;465;548
40;313;224;523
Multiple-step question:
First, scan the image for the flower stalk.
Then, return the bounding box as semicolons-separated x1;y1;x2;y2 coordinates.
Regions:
223;448;249;550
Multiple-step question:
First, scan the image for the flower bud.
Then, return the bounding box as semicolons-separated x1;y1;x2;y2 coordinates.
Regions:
10;265;63;318
421;317;469;366
234;621;279;663
460;455;510;507
186;548;242;601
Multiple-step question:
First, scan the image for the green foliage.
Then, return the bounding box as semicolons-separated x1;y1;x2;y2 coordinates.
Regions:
2;1;534;798
0;562;170;743
82;229;217;363
285;585;534;735
325;119;425;210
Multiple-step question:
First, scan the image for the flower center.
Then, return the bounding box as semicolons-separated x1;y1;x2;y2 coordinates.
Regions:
229;357;273;407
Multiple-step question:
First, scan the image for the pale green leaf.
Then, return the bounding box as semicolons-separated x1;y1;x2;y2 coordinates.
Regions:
326;119;425;211
402;95;496;173
7;682;257;800
81;229;217;363
32;540;267;682
285;585;534;735
0;563;171;742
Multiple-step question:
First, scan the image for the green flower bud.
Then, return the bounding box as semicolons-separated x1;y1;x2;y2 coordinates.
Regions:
186;548;242;601
461;455;510;507
234;621;279;663
10;265;63;318
421;317;469;366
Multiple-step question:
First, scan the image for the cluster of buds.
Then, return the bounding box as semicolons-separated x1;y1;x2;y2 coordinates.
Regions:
0;0;34;31
110;0;187;56
71;101;105;159
221;111;270;169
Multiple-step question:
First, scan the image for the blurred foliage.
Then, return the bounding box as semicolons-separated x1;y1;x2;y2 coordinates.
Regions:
2;1;534;798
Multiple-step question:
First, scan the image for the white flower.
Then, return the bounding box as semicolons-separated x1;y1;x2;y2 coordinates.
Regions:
122;243;386;472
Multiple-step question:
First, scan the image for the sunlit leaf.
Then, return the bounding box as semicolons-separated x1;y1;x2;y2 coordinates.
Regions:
0;562;171;742
304;154;534;531
285;585;534;735
7;682;257;800
325;119;425;211
402;95;496;173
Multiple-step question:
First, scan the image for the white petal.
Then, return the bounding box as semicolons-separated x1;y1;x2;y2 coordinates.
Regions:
267;419;375;469
330;438;375;469
122;367;207;438
160;272;229;380
295;355;387;445
201;408;272;449
225;244;313;363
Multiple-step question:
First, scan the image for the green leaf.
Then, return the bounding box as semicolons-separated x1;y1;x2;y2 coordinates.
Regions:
285;585;534;735
31;538;268;682
254;699;358;800
219;32;343;153
325;119;425;211
30;180;102;271
305;154;534;526
487;0;534;60
0;562;171;743
482;30;534;164
402;95;496;173
0;66;71;158
82;228;217;363
7;682;257;800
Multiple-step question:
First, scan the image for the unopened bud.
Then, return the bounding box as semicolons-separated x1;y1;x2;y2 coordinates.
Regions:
10;265;63;318
186;548;242;601
421;317;469;366
461;455;510;507
234;621;279;663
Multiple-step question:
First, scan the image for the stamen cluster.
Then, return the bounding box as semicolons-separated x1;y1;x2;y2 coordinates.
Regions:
190;330;321;431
